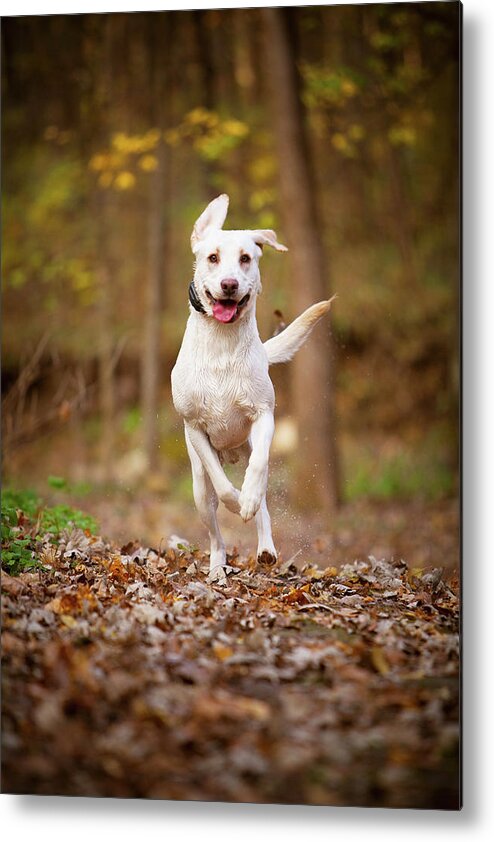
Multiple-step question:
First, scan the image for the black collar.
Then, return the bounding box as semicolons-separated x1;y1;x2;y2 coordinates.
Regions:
188;280;206;314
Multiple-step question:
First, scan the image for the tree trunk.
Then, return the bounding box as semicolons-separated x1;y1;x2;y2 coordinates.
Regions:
140;14;172;472
141;138;167;470
261;7;341;513
94;17;118;484
98;260;116;483
386;142;419;290
233;9;256;107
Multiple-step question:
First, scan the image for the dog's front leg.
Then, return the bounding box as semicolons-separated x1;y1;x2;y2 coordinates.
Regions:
239;412;274;522
242;439;277;562
184;422;240;514
255;495;277;564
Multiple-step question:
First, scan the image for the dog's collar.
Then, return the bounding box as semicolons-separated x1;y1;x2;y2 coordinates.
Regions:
188;280;206;315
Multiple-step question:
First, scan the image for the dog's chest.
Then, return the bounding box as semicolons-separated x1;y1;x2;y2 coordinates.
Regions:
186;357;271;446
172;318;274;449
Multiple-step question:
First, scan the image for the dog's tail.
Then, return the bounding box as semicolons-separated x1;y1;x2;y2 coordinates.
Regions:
263;296;336;365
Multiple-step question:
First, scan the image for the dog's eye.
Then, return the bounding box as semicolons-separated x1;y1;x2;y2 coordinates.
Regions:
240;254;251;264
208;253;218;264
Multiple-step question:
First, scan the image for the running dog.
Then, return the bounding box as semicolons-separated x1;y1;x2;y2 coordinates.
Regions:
171;194;334;580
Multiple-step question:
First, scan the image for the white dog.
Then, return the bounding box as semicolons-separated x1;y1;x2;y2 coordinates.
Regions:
171;194;334;580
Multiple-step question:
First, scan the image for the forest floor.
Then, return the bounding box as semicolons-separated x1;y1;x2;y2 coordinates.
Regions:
2;518;460;808
80;491;460;576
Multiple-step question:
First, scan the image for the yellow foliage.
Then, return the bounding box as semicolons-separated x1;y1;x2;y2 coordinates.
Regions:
249;189;276;212
114;171;136;191
341;78;357;97
89;154;109;172
222;119;248;138
388;125;417;146
331;132;349;152
186;108;205;124
185;107;218;127
163;128;180;146
258;210;276;229
112;129;160;155
72;271;94;291
163;112;249;159
112;132;131;153
249;155;276;184
138;154;158;172
144;128;161;147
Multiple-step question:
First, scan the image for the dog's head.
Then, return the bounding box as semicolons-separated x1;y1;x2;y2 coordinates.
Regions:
190;194;287;324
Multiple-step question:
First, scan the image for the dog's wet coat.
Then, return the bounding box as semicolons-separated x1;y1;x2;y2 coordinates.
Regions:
172;194;334;581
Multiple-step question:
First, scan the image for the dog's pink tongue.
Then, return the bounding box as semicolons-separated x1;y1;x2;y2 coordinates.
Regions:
212;301;238;323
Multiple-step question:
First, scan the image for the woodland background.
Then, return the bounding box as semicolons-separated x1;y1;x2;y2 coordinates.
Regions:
2;2;460;565
1;1;461;808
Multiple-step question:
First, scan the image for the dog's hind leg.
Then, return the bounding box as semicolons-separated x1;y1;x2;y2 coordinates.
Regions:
185;426;226;578
185;423;240;515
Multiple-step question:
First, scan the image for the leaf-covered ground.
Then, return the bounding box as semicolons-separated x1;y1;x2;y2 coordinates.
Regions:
1;529;460;808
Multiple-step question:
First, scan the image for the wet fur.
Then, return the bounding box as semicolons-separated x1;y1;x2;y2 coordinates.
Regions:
171;195;333;580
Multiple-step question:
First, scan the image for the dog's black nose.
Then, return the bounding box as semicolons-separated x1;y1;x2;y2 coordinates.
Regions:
220;278;239;296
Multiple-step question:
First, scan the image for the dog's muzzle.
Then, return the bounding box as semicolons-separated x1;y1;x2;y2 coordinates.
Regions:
205;289;250;323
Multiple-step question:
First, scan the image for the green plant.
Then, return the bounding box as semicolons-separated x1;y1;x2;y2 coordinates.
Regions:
1;489;98;575
47;475;69;490
342;435;456;502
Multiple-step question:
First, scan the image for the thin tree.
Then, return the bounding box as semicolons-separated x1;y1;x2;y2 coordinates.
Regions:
93;15;119;484
141;14;171;471
261;7;341;513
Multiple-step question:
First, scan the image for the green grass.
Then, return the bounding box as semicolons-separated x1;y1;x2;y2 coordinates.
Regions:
1;488;98;575
342;435;457;502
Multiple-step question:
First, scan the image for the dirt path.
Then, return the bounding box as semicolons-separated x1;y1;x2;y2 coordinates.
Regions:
2;533;459;807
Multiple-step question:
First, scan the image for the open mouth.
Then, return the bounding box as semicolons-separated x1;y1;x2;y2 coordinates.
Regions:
205;290;250;323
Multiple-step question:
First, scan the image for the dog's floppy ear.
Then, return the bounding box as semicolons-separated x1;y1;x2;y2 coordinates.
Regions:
191;194;229;251
251;229;288;253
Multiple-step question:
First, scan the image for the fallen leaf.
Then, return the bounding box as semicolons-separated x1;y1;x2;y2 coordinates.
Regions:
371;646;391;675
212;641;234;661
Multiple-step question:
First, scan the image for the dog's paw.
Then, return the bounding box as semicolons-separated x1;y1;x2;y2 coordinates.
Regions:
257;549;277;566
239;489;262;522
219;485;240;514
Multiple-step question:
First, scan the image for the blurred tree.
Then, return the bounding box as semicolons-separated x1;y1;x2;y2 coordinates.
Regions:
95;16;119;483
141;14;171;472
1;5;460;505
261;7;341;513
